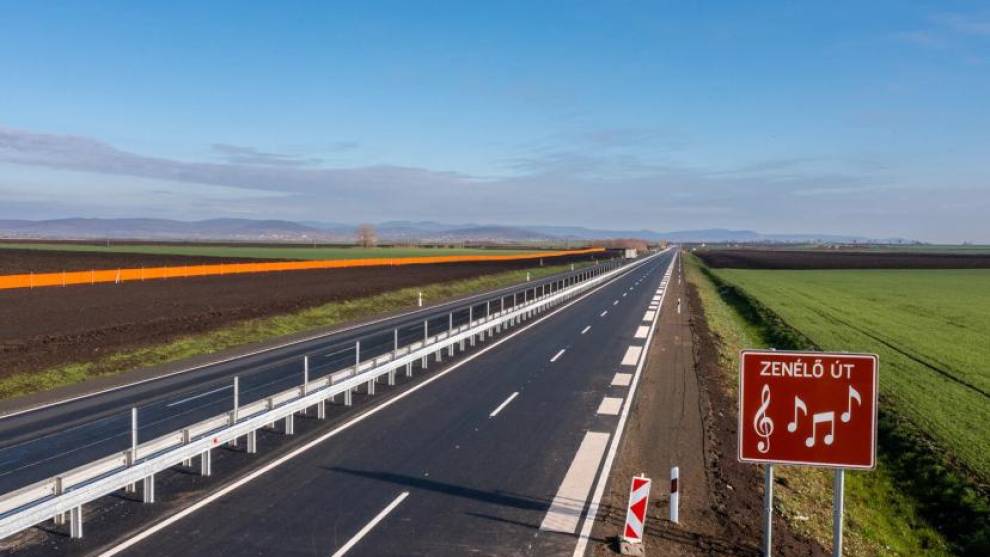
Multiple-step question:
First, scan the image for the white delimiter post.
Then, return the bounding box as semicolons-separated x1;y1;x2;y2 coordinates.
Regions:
303;356;309;395
418;291;423;307
670;466;680;523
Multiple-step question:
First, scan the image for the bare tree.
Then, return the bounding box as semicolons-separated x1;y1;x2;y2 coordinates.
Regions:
356;224;378;248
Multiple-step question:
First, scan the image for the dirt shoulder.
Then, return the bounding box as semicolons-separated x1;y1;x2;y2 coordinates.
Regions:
589;258;826;556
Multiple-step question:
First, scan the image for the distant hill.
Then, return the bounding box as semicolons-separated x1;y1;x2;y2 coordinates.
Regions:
0;217;911;244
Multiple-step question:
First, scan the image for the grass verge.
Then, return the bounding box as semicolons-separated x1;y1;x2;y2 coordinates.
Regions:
0;262;587;401
684;252;956;556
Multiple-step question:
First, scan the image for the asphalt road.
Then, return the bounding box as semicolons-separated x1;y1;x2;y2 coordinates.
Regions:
0;261;615;495
95;250;675;556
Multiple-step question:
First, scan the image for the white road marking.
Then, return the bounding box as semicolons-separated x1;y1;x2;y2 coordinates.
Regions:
165;385;231;408
622;345;643;366
550;349;566;363
580;325;591;335
611;373;632;387
643;310;656;321
331;491;409;557
600;310;608;317
539;431;611;533
634;326;649;339
613;300;619;306
97;259;654;557
572;249;677;557
622;292;627;297
489;392;519;417
596;397;623;415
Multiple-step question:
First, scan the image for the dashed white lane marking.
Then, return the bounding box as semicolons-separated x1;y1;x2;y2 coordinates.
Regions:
166;385;231;407
489;392;519;417
643;310;656;321
550;349;566;363
600;310;608;317
634;326;649;339
611;373;632;387
596;396;623;415
613;300;619;306
331;491;409;557
621;346;643;366
539;431;611;533
622;292;627;297
581;325;591;335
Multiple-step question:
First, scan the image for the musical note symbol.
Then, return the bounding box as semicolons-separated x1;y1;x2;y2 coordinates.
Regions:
753;385;773;453
786;396;807;433
805;411;836;447
841;385;861;423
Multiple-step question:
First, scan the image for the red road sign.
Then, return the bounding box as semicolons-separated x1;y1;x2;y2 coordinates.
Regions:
738;350;878;469
622;475;652;543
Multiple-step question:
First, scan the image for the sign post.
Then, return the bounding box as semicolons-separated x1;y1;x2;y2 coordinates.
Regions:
738;350;878;556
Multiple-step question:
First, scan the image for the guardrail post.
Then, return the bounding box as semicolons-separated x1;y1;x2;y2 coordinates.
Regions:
229;376;240;447
247;430;258;453
126;407;138;493
422;320;428;369
406;361;413;377
182;430;193;467
285;413;295;434
53;477;67;526
200;449;212;476
388;367;396;386
142;474;155;504
70;506;83;539
367;377;376;395
344;388;353;406
317;397;327;419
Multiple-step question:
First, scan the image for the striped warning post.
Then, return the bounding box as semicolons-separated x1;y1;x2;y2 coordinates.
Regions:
622;474;652;544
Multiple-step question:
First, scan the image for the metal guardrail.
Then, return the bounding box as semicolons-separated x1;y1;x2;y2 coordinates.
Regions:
0;254;653;540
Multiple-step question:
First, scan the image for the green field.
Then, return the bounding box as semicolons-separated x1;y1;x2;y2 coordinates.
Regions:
712;268;990;480
0;243;538;260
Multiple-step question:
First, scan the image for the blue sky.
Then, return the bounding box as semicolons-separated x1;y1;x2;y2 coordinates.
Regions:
1;1;988;242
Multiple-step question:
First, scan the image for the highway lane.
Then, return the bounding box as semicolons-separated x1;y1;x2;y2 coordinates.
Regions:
0;261;611;495
102;251;674;556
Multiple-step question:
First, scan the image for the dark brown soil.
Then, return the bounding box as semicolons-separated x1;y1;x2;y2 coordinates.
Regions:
0;248;273;274
696;249;990;269
0;255;593;378
591;257;826;556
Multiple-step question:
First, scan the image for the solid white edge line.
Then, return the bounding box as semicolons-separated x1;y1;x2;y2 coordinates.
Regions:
489;392;520;418
97;253;662;557
330;491;409;557
571;250;676;557
550;349;566;363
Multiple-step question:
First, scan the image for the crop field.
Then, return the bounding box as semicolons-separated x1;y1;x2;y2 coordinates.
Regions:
712;267;990;480
0;242;536;261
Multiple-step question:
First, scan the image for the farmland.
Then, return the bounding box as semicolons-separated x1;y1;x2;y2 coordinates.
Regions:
0;242;537;264
711;268;990;479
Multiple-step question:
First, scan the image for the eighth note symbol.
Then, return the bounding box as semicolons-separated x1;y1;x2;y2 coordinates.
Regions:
787;396;807;433
805;411;836;447
841;385;861;423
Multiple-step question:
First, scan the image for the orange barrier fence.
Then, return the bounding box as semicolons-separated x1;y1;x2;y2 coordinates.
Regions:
0;248;606;291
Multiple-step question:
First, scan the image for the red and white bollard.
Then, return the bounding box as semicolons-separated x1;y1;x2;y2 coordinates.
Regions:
621;474;652;556
670;466;680;524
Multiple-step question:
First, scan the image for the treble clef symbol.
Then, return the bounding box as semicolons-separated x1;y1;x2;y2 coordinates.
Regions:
753;384;773;454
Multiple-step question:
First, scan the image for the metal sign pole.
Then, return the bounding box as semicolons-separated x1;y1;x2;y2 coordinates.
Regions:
833;469;845;557
763;463;774;557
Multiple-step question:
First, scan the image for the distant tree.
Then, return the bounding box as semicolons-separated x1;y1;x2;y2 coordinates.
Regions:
356;224;378;247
